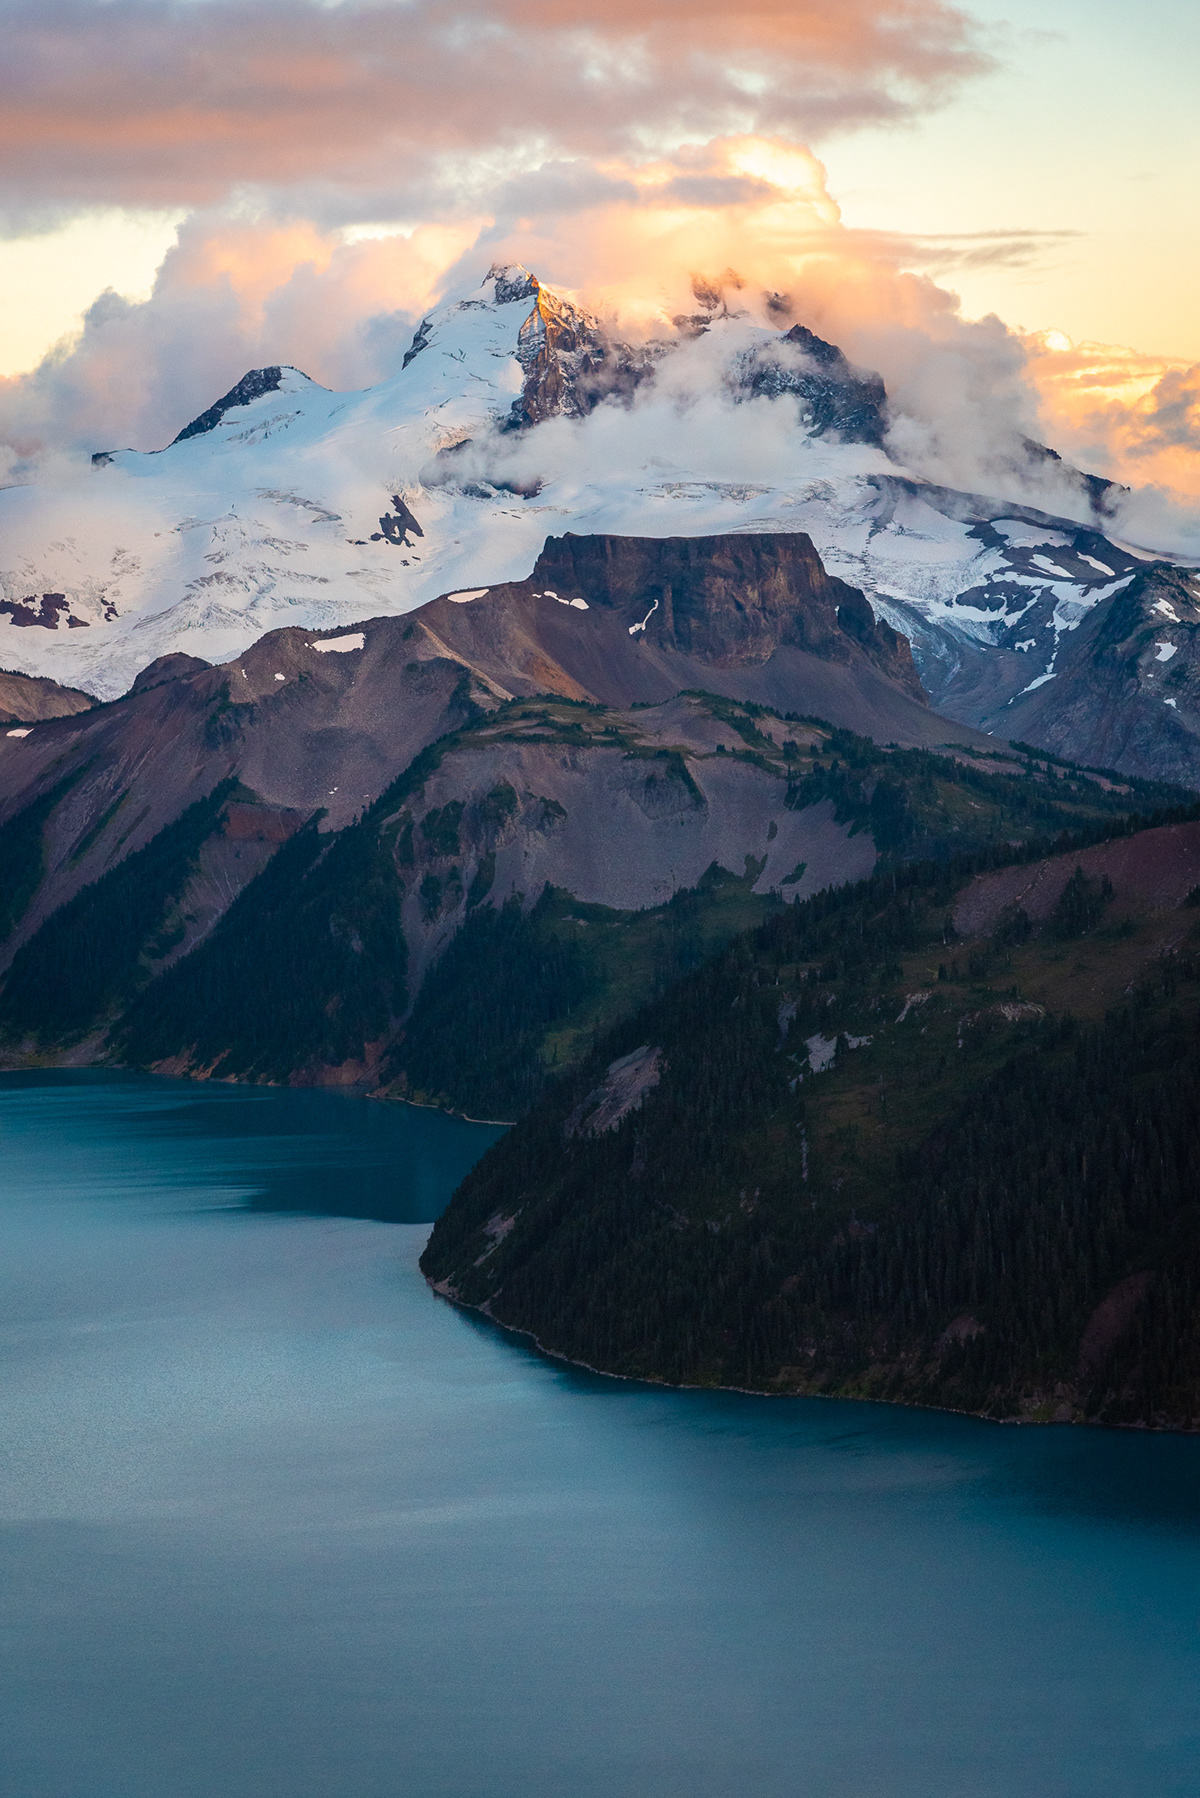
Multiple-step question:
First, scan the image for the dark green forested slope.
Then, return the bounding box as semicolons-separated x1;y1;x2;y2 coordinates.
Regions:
0;781;237;1046
422;837;1200;1429
0;766;89;946
387;868;774;1120
115;812;409;1082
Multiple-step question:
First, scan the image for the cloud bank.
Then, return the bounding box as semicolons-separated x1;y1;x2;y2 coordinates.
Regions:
0;0;1196;538
0;0;987;221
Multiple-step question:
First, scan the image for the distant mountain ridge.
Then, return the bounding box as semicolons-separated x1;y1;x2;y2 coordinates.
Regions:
0;259;1190;794
1;520;1177;1099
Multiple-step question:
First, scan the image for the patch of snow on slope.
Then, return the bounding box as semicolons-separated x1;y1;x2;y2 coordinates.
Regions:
311;632;365;653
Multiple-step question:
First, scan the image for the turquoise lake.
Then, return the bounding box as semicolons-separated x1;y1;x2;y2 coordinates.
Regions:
2;1069;1199;1797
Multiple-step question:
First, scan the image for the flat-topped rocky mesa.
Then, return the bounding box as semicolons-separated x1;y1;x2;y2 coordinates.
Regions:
414;530;936;736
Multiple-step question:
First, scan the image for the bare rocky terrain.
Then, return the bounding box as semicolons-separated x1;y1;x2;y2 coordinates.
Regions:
0;668;94;726
0;530;980;969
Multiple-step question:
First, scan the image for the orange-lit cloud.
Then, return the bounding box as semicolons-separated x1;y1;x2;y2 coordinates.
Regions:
0;214;484;465
0;135;1048;505
2;110;1197;560
0;0;988;218
1027;334;1200;503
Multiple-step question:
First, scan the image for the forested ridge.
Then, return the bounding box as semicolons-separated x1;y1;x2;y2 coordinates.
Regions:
422;836;1200;1428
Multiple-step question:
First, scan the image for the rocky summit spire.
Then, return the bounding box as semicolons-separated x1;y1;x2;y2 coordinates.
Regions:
487;263;541;306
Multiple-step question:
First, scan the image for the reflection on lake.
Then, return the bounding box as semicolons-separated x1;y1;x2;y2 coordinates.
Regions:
2;1071;1199;1798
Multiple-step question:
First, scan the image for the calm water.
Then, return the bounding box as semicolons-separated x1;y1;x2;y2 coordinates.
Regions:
3;1073;1200;1798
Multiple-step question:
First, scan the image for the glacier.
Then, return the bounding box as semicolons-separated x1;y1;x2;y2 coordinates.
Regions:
0;263;1174;704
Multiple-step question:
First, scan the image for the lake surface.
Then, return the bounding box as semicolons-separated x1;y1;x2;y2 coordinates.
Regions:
3;1071;1200;1798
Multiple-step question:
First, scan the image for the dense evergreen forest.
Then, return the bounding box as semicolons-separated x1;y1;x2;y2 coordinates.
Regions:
0;781;237;1045
422;836;1200;1428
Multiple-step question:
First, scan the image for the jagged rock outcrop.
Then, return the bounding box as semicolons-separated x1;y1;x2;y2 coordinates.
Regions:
506;273;660;428
170;366;290;444
1002;564;1200;785
738;324;887;444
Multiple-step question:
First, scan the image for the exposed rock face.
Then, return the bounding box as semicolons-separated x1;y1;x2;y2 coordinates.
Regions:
0;668;94;725
737;324;887;445
1002;565;1200;785
491;264;541;308
387;703;881;1006
170;366;287;444
375;495;424;547
508;278;659;428
565;1045;663;1137
0;594;88;630
525;531;926;696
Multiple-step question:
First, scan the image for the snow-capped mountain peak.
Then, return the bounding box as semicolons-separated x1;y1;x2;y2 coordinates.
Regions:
0;262;1184;726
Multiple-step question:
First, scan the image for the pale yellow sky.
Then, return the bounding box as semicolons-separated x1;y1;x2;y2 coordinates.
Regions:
0;212;185;375
826;0;1200;362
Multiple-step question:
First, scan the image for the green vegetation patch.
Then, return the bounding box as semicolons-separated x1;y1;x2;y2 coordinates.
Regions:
422;835;1200;1427
0;779;237;1046
387;861;780;1119
0;768;88;946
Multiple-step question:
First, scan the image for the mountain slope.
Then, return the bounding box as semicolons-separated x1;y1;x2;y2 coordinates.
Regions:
2;655;1170;1100
0;526;977;970
408;529;953;744
996;564;1200;786
421;811;1200;1428
0;622;477;962
0;668;93;726
1;261;1188;792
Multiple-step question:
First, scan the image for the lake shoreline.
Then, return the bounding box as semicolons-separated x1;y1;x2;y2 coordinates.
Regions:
427;1280;1193;1436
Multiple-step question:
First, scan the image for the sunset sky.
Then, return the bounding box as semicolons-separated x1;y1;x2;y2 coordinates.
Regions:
1;0;1197;496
